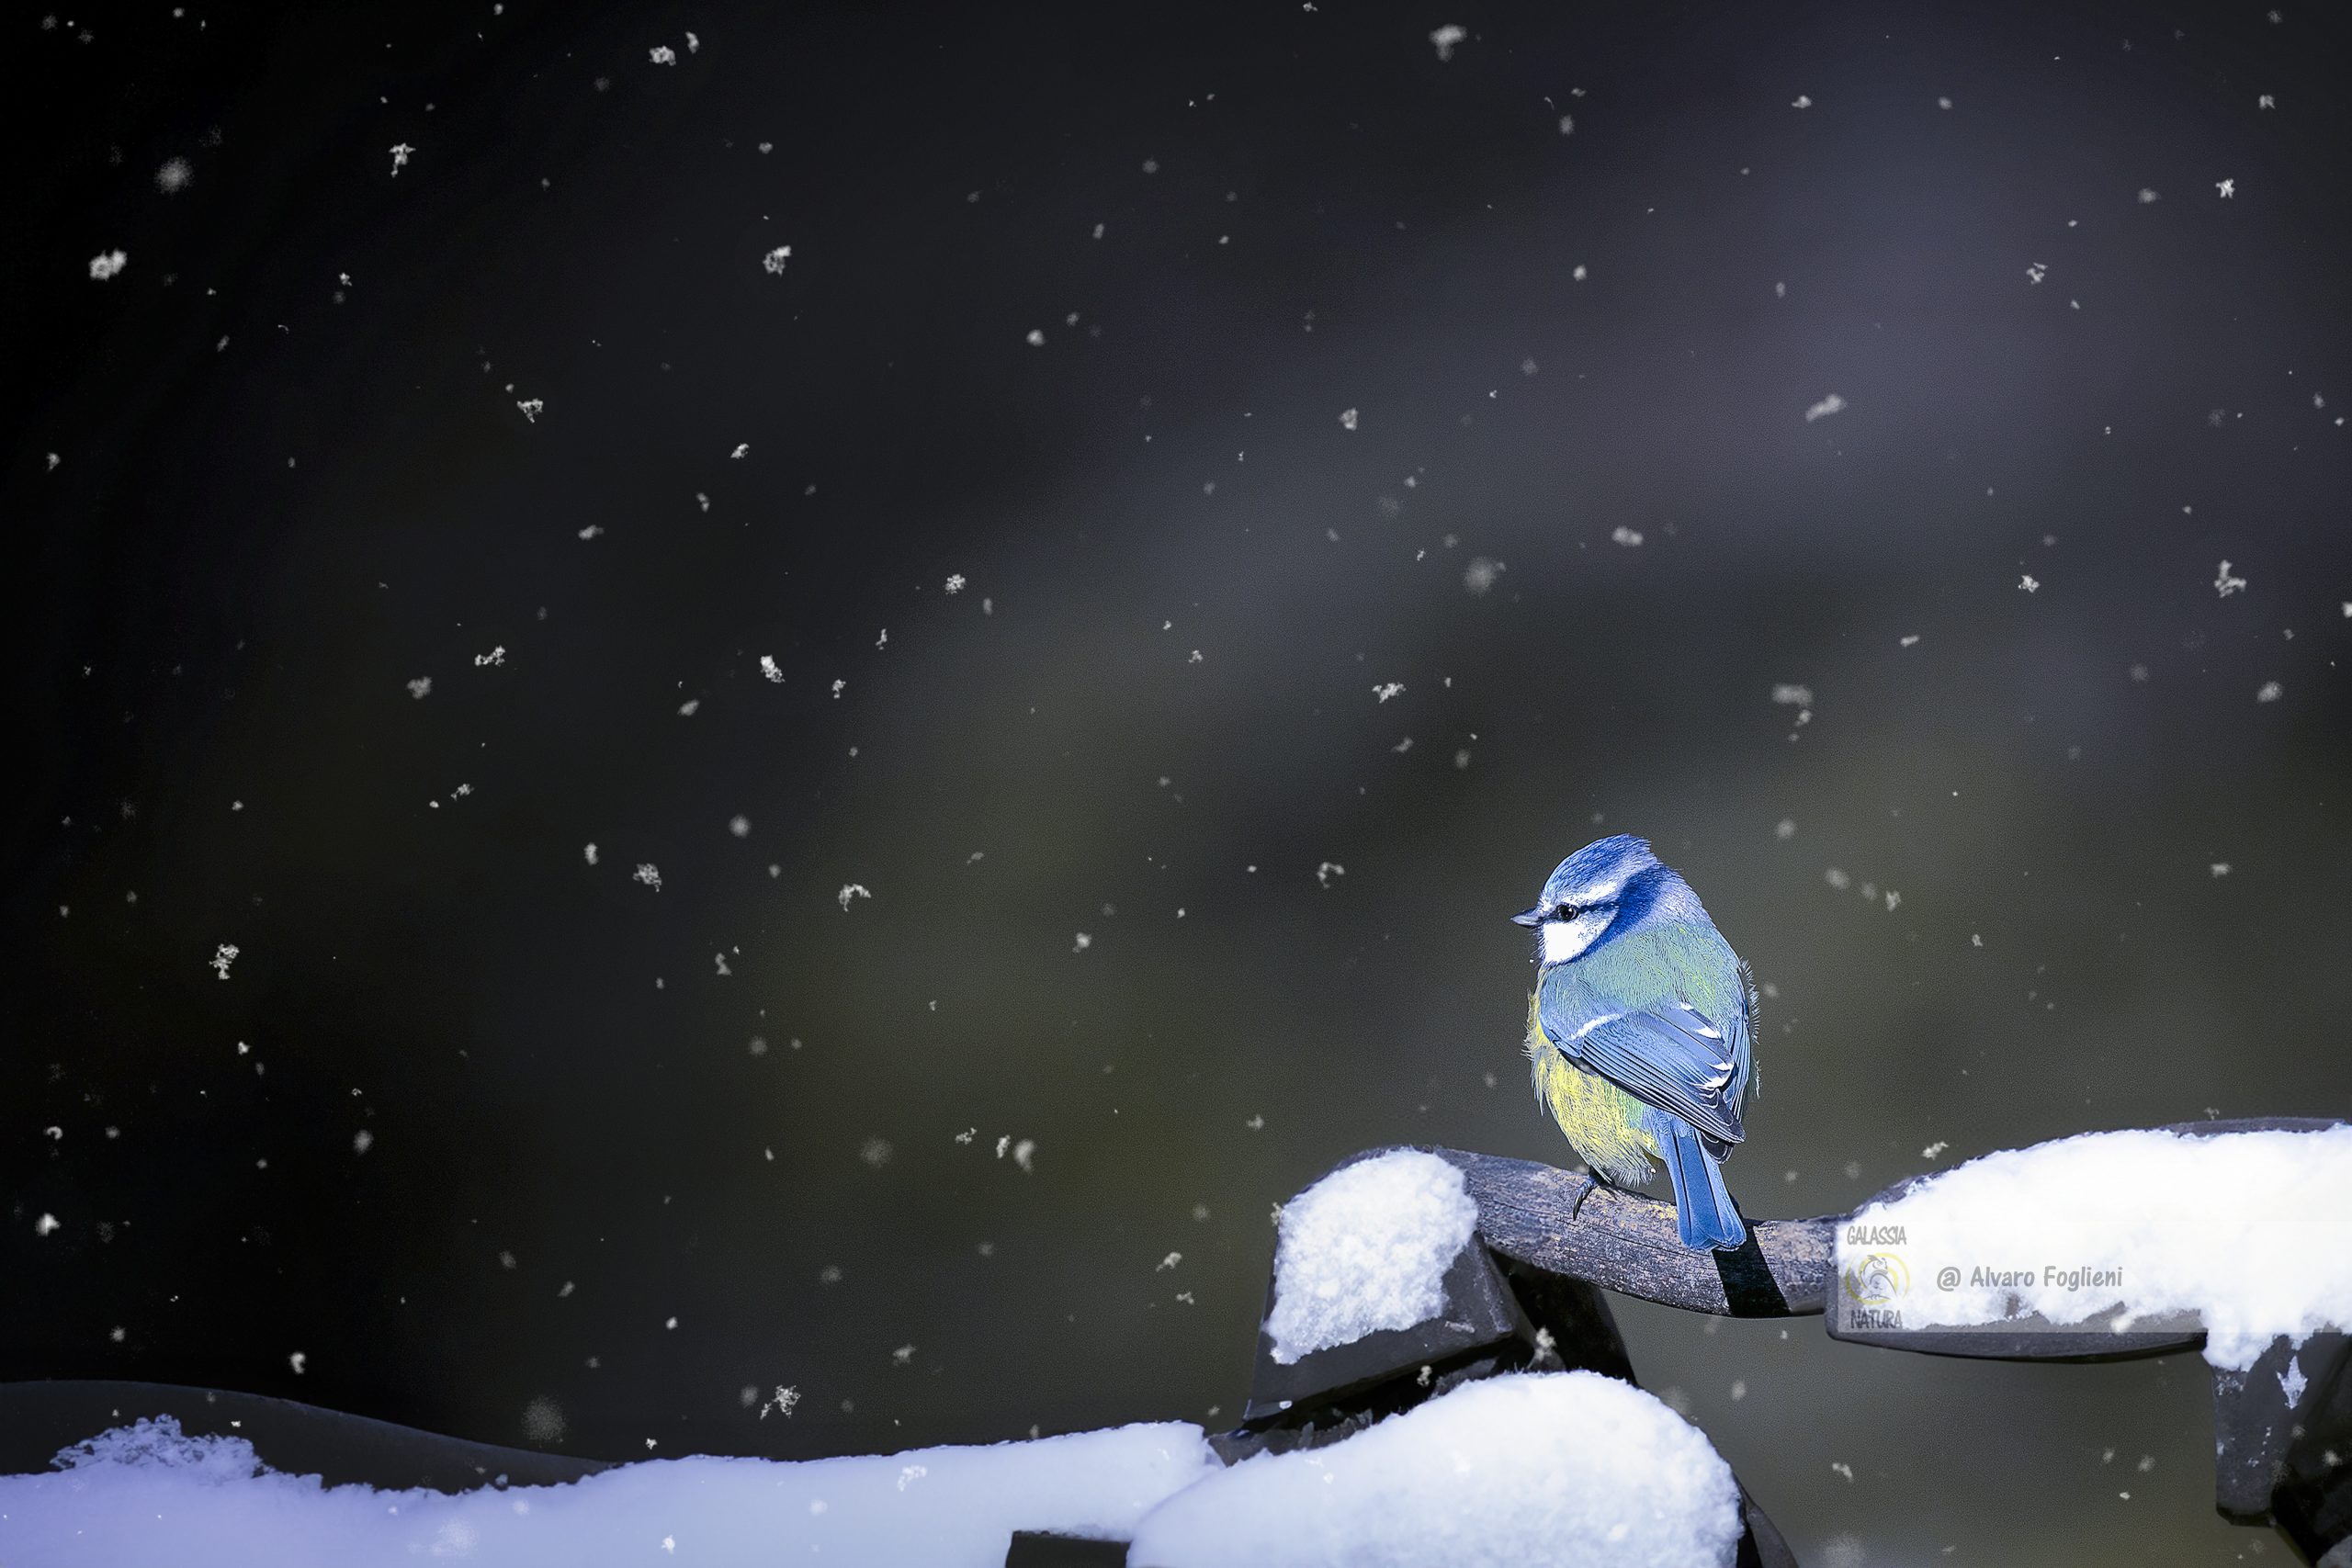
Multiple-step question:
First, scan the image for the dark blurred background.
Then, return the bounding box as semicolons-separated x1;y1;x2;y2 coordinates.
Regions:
6;0;2351;1561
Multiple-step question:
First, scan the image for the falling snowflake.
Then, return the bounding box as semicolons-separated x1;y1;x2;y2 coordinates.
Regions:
1024;328;1046;346
583;843;599;866
1338;407;1359;431
759;655;784;682
2018;574;2041;592
1463;557;1504;593
1791;94;1813;108
729;443;748;459
760;1386;800;1420
405;676;433;699
1372;682;1406;703
288;1352;307;1375
1072;931;1092;953
1316;862;1345;888
2214;560;2248;597
389;142;413;176
155;157;193;194
1611;525;1645;547
649;43;676;64
88;251;128;280
516;398;544;423
209;943;240;980
2136;186;2159;204
473;645;507;667
2211;863;2233;877
836;883;871;911
33;1214;60;1237
633;863;663;891
1804;392;1847;423
762;245;792;275
2216;178;2235;199
2026;262;2048;285
944;573;967;593
2256;681;2283;703
1428;23;1464;61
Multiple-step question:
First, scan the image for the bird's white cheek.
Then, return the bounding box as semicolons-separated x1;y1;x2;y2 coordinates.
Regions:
1542;912;1611;964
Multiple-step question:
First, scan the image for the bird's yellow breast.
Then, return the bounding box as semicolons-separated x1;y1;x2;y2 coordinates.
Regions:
1525;993;1658;1187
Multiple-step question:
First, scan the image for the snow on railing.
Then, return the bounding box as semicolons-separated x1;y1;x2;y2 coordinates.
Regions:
1230;1117;2352;1566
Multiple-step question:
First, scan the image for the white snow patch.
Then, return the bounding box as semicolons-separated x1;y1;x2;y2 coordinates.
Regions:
0;1416;1216;1568
1843;1126;2352;1370
1130;1372;1742;1568
1265;1150;1478;1364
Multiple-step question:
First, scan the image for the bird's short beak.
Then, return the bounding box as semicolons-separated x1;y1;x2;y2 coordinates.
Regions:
1510;907;1545;927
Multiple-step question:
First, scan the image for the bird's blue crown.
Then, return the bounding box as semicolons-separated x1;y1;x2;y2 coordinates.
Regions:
1539;833;1662;909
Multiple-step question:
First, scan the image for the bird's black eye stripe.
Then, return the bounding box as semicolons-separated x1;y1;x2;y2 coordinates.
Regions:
1552;897;1617;921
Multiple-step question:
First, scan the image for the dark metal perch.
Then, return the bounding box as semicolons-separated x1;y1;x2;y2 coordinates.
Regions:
1223;1118;2351;1568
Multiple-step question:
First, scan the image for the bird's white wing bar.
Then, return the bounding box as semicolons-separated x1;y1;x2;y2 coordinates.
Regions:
1538;979;1747;1152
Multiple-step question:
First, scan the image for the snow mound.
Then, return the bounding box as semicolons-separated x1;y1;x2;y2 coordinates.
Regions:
0;1416;1215;1568
1844;1125;2352;1370
1266;1149;1479;1364
1129;1371;1743;1568
51;1416;265;1483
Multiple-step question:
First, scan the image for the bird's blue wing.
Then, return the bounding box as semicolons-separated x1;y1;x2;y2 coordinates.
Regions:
1536;979;1746;1155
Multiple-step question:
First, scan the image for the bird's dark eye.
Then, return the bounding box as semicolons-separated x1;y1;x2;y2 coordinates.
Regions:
1553;904;1579;922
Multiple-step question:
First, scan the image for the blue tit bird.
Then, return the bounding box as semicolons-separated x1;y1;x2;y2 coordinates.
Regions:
1511;834;1758;1252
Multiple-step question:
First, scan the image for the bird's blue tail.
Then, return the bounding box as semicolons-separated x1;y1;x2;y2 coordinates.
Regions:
1661;1120;1747;1252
